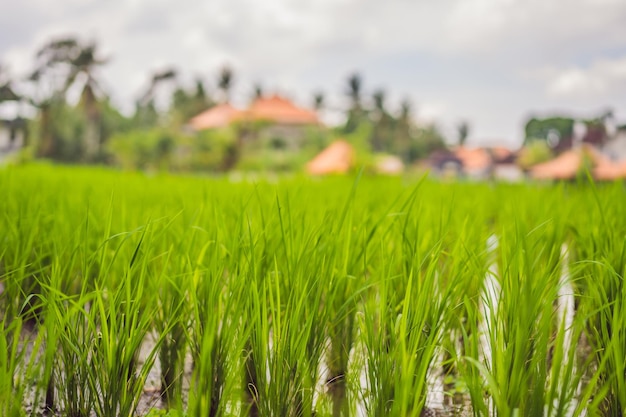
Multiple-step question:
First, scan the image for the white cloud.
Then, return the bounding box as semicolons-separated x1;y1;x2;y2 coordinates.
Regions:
546;57;626;97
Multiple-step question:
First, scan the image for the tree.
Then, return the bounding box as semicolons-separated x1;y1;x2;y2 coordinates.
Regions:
344;72;365;134
252;83;263;101
524;117;574;147
395;99;414;162
169;78;213;125
372;89;385;114
135;68;177;129
217;65;234;103
370;89;391;151
457;121;469;147
192;78;212;112
399;99;412;124
409;124;447;162
312;91;324;111
346;73;362;108
518;141;552;169
26;67;58;157
31;36;109;159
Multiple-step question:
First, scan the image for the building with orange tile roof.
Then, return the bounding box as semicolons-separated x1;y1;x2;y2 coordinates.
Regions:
242;95;320;125
188;103;242;130
189;95;320;130
189;95;322;151
530;145;626;180
306;140;354;175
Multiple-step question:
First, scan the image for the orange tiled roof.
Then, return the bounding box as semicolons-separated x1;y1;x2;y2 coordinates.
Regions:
189;103;242;130
491;146;514;161
593;150;626;180
454;147;492;171
531;145;626;180
243;95;320;125
531;150;581;180
307;140;354;175
594;160;626;180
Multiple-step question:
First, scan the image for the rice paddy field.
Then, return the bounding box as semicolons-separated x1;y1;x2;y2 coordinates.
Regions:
1;164;625;417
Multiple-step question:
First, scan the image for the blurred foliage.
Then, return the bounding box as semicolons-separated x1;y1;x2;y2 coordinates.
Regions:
10;36;458;173
107;129;179;171
517;140;553;168
168;79;213;127
524;117;574;146
107;127;239;173
27;98;131;163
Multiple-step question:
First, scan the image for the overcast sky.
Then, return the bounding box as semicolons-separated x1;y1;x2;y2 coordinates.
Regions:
2;0;626;147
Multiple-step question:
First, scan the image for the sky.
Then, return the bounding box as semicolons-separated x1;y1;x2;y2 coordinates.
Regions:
1;0;626;147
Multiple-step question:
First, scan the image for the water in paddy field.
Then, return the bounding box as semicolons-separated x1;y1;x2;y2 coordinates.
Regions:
557;244;584;417
480;234;501;375
470;239;581;417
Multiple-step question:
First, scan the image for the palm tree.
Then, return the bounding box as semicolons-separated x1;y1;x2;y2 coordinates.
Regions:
395;98;415;161
372;89;386;115
135;68;177;128
33;37;109;159
344;73;364;134
312;91;325;112
399;99;412;123
346;73;362;108
217;66;234;103
371;89;390;151
169;78;212;123
69;43;108;158
457;121;469;147
252;83;263;101
138;68;177;105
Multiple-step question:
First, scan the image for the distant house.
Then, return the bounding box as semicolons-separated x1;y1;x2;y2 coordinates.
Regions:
603;128;626;162
429;146;521;181
307;140;354;175
188;95;322;149
0;99;28;159
0;119;25;152
530;145;626;181
188;103;241;130
428;150;463;177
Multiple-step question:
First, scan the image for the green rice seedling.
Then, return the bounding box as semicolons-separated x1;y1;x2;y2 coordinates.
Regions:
0;316;29;417
156;271;188;409
51;291;98;417
322;174;409;417
184;208;247;417
243;266;326;417
575;246;626;416
359;241;453;417
465;218;588;416
241;192;334;417
357;183;460;417
150;216;193;409
568;181;626;416
438;225;489;410
84;225;165;417
0;205;48;326
357;274;397;417
186;260;245;417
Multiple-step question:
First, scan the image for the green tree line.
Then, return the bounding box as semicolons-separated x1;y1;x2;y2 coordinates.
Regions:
1;35;449;171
